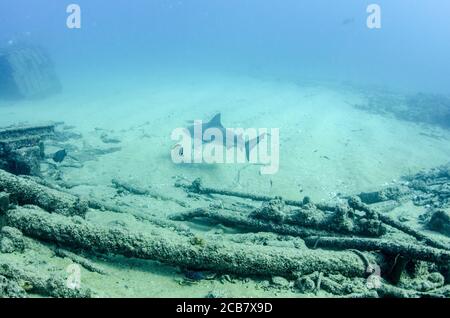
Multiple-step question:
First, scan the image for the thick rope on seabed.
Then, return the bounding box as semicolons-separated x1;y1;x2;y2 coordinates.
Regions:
4;206;378;279
0;169;88;216
169;207;334;238
177;178;449;250
0;258;91;298
348;196;450;251
304;236;450;264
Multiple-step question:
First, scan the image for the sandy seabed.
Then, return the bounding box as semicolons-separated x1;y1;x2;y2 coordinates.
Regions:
1;71;450;297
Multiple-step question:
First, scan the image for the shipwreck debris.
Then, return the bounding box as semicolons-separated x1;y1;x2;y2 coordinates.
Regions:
354;92;450;130
0;123;55;175
304;236;450;264
348;196;449;251
171;197;386;238
0;226;26;254
0;169;88;216
1;154;449;298
0;258;91;298
112;178;189;207
0;44;61;99
427;210;450;237
176;177;309;207
170;207;333;238
53;248;107;275
5;206;375;279
0;191;9;213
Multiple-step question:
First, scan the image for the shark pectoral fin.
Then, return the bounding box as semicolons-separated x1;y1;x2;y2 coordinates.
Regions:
259;132;267;141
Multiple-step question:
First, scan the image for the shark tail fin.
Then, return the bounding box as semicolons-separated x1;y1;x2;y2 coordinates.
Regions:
245;133;266;161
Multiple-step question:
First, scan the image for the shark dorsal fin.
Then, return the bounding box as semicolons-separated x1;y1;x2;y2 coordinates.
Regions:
208;113;223;128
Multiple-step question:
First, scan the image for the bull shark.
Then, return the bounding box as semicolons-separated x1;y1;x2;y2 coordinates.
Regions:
186;113;266;161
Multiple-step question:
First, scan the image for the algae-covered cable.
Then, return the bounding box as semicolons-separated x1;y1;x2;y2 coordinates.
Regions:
348;196;450;251
169;207;335;238
176;178;306;207
112;178;189;207
0;258;92;298
0;169;88;217
53;248;107;275
304;236;450;264
5;206;375;279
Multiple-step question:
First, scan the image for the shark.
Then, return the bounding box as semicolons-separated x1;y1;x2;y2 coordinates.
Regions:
185;113;266;161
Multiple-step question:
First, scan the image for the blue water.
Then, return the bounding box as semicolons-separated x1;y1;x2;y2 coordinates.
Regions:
2;1;450;298
1;0;450;94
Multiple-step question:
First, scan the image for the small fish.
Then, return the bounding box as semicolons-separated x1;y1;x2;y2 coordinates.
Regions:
52;149;67;163
342;17;355;26
183;270;205;281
